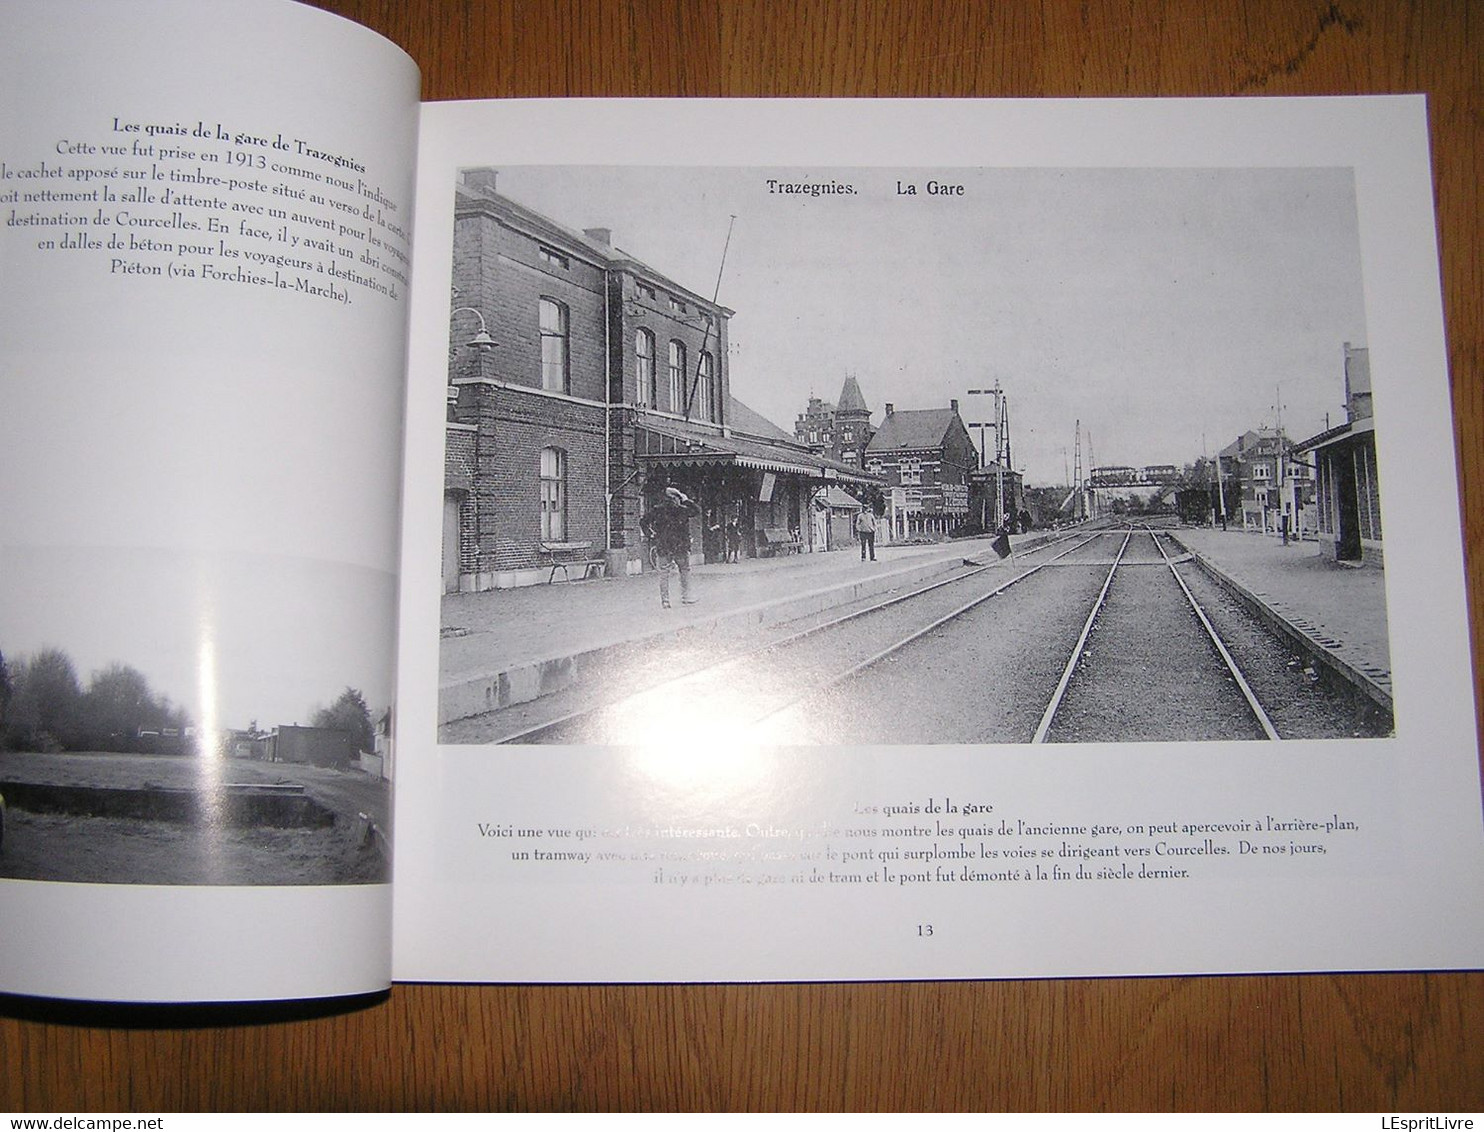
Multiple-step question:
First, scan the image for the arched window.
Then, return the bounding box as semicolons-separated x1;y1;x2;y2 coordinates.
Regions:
539;298;569;393
635;328;655;407
539;446;567;542
697;351;715;422
667;340;685;414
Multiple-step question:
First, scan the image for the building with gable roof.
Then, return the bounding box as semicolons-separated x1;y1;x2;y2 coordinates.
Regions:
1217;426;1315;538
865;400;979;538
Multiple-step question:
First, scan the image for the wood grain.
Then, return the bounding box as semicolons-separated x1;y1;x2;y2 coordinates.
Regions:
4;0;1481;1112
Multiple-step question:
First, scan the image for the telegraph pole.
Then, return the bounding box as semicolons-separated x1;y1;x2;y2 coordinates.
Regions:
967;384;1003;529
1072;420;1084;520
683;214;737;421
995;385;1007;531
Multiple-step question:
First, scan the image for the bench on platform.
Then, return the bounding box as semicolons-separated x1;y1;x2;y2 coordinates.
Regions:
758;527;804;556
540;540;606;583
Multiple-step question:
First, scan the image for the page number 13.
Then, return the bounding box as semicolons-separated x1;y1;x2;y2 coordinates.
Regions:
916;924;934;937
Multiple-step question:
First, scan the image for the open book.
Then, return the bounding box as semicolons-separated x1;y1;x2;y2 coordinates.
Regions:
2;0;1481;1003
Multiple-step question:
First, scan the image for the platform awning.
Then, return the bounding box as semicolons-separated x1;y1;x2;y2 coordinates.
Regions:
636;419;882;486
1293;416;1374;455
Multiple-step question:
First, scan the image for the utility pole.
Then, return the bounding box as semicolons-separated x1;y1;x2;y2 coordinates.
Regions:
1072;420;1083;520
995;386;1007;531
1273;384;1289;543
683;214;736;421
967;383;1004;529
1215;446;1228;530
1086;429;1097;518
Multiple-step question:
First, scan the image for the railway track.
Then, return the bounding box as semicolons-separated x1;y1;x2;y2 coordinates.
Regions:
1031;525;1280;743
493;524;1384;745
492;531;1098;744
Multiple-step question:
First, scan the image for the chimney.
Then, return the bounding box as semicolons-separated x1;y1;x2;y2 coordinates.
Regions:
584;227;612;246
461;168;498;194
950;398;959;413
884;403;894;416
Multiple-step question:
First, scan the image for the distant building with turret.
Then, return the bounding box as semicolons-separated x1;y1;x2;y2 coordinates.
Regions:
794;375;875;469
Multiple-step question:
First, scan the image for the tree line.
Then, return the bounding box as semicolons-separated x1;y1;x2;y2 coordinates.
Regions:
0;646;375;757
0;646;191;753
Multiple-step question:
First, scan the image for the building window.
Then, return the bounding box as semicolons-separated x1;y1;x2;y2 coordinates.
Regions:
539;246;569;270
636;282;657;301
635;328;655;407
697;351;716;422
540;446;567;542
668;340;685;413
900;459;922;486
539;298;569;392
668;296;687;315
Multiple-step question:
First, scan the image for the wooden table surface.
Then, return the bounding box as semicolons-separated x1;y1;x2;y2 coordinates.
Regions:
5;0;1482;1112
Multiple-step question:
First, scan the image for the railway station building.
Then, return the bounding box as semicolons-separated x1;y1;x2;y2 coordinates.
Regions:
443;168;881;591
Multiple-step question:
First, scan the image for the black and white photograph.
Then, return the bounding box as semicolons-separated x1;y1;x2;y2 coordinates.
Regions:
437;163;1392;746
0;549;395;886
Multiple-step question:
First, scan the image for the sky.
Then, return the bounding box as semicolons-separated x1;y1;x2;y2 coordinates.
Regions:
494;165;1369;485
0;547;396;733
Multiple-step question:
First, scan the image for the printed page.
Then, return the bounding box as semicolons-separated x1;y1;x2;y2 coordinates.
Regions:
394;97;1484;982
0;0;418;1001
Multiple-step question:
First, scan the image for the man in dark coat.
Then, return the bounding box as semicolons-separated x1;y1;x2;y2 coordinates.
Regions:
640;487;701;607
855;504;878;562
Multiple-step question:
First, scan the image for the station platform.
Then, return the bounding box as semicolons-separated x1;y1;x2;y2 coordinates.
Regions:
439;534;1007;724
1170;526;1392;709
438;524;1393;726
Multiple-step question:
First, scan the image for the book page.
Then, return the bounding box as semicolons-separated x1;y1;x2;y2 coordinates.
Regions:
394;97;1484;981
0;0;418;1002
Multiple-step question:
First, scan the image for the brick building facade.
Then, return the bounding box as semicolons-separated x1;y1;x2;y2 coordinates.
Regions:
444;169;879;591
793;375;875;470
865;400;978;538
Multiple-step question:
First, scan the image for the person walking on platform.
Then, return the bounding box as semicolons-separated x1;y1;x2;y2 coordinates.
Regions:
856;504;878;562
641;487;701;608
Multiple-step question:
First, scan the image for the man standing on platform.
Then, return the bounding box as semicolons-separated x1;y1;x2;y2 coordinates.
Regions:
641;487;702;608
856;504;878;562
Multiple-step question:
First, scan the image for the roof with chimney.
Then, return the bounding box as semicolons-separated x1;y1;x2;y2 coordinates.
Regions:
866;407;962;453
456;168;734;315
